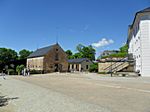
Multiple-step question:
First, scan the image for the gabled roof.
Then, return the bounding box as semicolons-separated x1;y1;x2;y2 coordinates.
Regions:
127;7;150;44
68;58;91;63
130;7;150;28
138;7;150;13
28;44;57;58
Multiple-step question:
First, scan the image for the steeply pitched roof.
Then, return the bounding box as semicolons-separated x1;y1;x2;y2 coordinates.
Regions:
130;7;150;28
28;44;56;58
127;7;150;44
139;7;150;13
68;58;91;63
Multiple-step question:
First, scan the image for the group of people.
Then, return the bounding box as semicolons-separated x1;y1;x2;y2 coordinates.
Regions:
22;68;30;76
1;68;31;80
1;69;6;80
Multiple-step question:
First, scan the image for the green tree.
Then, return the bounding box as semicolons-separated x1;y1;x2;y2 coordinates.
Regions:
0;48;18;64
73;53;83;59
19;49;33;60
16;65;25;75
65;50;73;59
89;63;98;72
76;44;84;52
119;44;128;53
76;44;96;61
100;44;128;59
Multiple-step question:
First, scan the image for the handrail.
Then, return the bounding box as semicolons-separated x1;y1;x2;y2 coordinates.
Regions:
104;57;127;71
109;62;129;73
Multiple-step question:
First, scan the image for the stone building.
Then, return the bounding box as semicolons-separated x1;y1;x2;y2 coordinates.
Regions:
27;43;68;73
68;58;93;72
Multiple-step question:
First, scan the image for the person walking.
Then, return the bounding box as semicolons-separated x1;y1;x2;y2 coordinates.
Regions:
23;68;26;76
2;69;6;80
21;69;24;76
27;68;30;76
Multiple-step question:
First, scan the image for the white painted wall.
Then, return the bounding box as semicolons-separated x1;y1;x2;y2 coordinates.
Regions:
140;20;150;76
128;14;150;76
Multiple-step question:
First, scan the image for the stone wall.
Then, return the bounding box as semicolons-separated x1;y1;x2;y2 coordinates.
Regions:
43;45;68;72
81;60;93;71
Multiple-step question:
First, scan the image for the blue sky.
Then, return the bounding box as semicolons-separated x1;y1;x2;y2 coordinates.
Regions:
0;0;149;57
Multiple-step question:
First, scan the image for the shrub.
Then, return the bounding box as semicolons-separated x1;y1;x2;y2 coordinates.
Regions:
7;69;17;75
30;70;43;74
16;65;25;75
101;52;128;59
89;63;98;72
98;72;107;74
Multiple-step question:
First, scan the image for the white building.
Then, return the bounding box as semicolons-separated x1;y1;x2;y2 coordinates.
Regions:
127;7;150;76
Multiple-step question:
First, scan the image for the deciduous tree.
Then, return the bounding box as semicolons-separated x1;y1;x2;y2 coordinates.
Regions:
19;49;33;60
0;48;18;64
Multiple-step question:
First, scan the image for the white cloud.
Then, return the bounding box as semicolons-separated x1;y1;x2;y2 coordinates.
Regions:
92;38;114;48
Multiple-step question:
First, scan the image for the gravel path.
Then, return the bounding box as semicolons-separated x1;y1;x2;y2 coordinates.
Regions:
0;76;110;112
1;73;150;112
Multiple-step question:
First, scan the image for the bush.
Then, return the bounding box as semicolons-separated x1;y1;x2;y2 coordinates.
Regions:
30;70;43;74
98;72;107;74
101;44;128;59
101;52;128;59
89;63;98;72
7;69;17;75
16;65;25;75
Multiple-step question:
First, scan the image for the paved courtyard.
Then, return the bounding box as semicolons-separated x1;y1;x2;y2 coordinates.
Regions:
0;73;150;112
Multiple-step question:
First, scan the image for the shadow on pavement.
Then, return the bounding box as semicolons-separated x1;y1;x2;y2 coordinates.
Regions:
0;96;19;107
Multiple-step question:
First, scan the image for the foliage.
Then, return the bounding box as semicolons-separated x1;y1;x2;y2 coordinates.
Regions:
30;69;43;74
16;65;25;75
119;44;128;53
101;44;128;59
0;48;18;64
98;72;107;74
89;63;98;72
72;53;83;59
76;44;85;52
75;44;96;61
0;48;31;71
65;50;73;59
6;69;17;75
19;49;33;60
101;52;128;59
66;44;96;61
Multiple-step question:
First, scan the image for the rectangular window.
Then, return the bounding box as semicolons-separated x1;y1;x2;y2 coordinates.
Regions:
86;65;89;69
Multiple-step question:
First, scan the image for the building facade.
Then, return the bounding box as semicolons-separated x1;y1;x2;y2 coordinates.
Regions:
27;43;68;73
100;50;119;58
68;58;93;72
127;7;150;76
